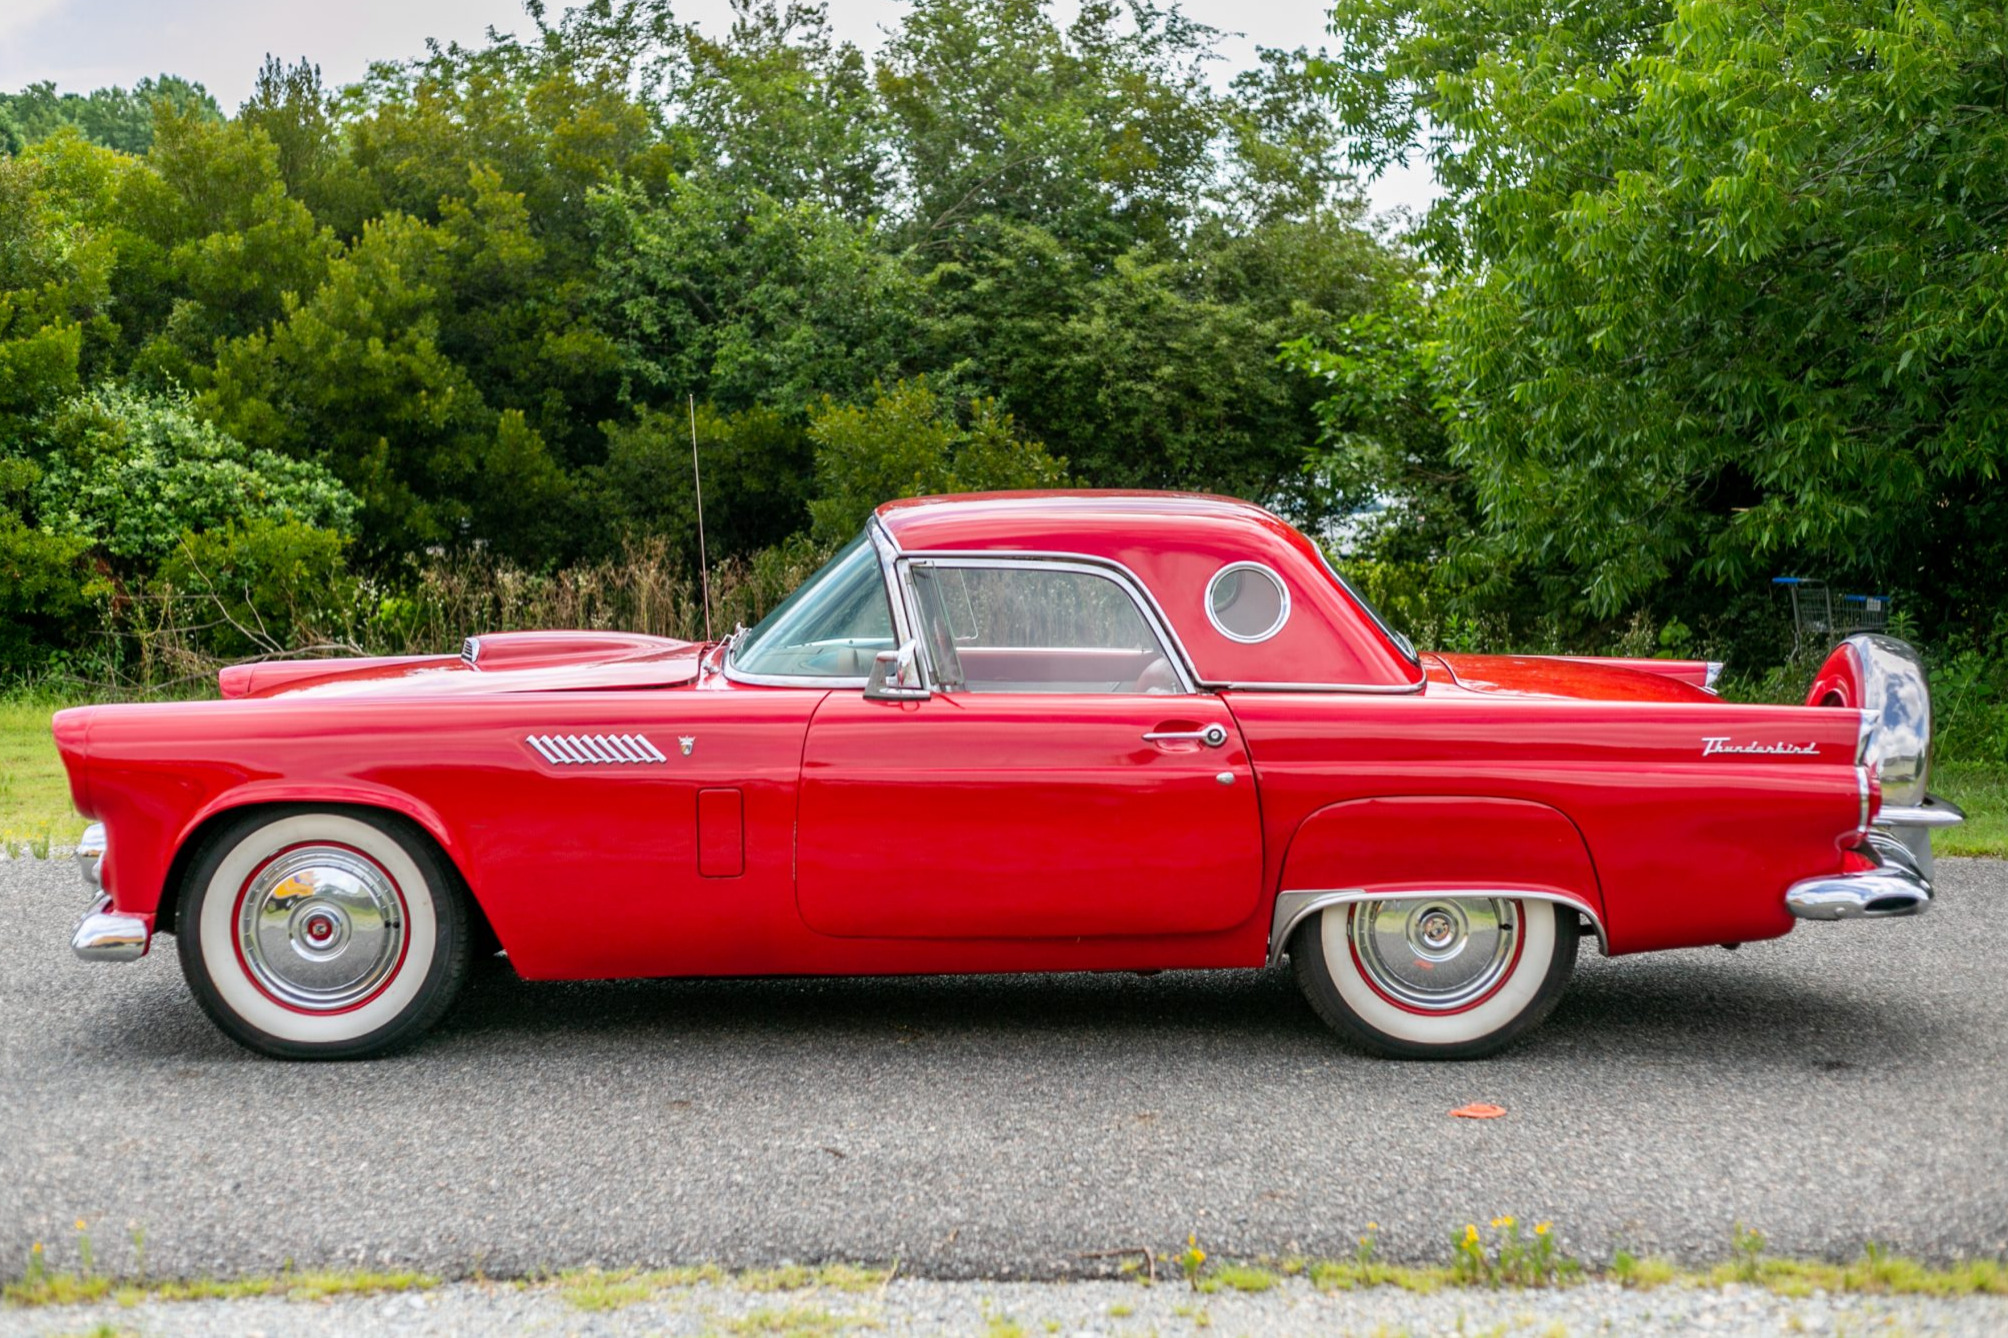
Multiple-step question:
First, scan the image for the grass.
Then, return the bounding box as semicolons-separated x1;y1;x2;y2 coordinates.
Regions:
1196;1263;1278;1294
0;691;88;849
716;1306;860;1336
1933;762;2008;857
3;1266;438;1308
543;1263;891;1312
5;1249;2006;1314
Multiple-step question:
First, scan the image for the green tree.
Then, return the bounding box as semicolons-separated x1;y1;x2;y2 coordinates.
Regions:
0;76;221;155
1316;0;2008;628
586;402;814;562
590;175;917;416
200;212;569;561
806;378;1066;542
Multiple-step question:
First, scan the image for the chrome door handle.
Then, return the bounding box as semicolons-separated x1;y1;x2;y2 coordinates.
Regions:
1143;723;1228;748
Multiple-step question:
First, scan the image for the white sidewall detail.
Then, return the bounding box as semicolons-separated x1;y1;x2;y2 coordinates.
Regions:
1320;899;1557;1047
196;814;439;1045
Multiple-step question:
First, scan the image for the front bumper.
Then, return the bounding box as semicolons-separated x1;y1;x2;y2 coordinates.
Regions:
73;893;150;961
69;822;151;962
1785;795;1964;922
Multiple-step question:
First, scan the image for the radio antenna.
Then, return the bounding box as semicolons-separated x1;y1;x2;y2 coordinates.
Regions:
689;393;713;643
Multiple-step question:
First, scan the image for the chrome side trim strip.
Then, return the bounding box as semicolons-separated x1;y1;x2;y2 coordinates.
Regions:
1267;888;1608;967
72;894;150;962
1212;680;1427;695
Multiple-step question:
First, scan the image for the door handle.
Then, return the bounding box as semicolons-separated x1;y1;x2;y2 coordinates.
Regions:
1143;723;1228;748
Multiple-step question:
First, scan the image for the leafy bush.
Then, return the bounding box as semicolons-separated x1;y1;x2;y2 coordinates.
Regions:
155;518;355;659
30;384;358;568
0;506;89;675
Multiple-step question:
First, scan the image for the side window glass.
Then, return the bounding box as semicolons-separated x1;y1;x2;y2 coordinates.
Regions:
909;564;1181;695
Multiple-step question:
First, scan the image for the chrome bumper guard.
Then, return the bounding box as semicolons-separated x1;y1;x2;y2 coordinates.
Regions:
69;822;150;962
1786;794;1965;922
73;894;150;961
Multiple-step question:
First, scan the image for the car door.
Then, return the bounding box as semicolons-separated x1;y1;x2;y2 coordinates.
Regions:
795;556;1265;940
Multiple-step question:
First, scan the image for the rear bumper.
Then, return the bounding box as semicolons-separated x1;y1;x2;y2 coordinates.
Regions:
1786;794;1963;922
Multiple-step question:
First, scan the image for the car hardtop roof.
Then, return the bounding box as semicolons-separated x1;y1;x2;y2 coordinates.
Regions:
874;489;1298;553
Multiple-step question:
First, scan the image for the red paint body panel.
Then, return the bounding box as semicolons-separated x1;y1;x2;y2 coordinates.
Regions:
1279;796;1603;918
50;490;1878;984
1225;690;1861;954
798;692;1262;938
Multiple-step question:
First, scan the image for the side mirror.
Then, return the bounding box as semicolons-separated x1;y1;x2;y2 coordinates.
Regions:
864;639;930;701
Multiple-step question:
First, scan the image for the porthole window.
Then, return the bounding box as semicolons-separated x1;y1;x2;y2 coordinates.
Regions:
1206;562;1289;643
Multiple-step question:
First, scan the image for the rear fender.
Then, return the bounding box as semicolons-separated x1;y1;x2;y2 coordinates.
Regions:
1270;795;1605;964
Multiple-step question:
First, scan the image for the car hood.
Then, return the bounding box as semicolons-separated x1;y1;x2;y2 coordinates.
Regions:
220;631;706;699
1426;653;1716;703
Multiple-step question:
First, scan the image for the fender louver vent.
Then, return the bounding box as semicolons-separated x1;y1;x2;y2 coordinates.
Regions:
461;637;481;667
526;734;669;766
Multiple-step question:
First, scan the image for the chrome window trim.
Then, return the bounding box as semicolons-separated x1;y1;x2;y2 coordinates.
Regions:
721;518;908;690
1213;679;1426;696
1204;561;1291;644
1267;887;1608;967
895;553;1199;697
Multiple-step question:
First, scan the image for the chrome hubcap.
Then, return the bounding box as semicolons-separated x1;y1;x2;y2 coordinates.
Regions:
1350;898;1519;1012
237;846;404;1011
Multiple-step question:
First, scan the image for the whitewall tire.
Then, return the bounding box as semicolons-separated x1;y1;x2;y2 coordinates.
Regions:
177;808;471;1059
1291;896;1578;1059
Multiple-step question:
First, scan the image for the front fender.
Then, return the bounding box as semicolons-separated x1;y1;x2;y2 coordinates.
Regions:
1270;795;1605;963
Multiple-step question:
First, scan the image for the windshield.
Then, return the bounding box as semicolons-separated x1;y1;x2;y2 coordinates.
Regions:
730;531;895;680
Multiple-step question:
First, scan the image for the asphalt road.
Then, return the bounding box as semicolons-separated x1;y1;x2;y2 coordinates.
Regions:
3;855;2006;1283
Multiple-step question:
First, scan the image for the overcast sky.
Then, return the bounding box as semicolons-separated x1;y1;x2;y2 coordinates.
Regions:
0;0;1437;217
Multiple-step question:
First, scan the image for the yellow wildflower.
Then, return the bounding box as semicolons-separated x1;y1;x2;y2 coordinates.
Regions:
1536;1222;1551;1236
1366;1222;1378;1231
75;1219;86;1231
31;1242;42;1255
1463;1224;1479;1245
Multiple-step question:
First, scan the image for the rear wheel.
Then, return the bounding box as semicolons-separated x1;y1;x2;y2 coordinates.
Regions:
1291;896;1578;1059
177;808;471;1060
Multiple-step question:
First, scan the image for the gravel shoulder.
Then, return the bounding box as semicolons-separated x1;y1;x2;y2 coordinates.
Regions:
3;855;2007;1287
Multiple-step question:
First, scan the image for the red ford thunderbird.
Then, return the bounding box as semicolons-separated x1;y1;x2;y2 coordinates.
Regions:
52;492;1961;1060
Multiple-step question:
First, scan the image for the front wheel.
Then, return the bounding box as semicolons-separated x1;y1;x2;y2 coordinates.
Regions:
1291;896;1578;1059
177;808;471;1060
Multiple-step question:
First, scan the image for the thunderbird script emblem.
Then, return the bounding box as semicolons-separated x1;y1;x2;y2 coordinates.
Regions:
1701;737;1820;758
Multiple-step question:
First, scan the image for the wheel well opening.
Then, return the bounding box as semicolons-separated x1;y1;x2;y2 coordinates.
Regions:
155;803;499;954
